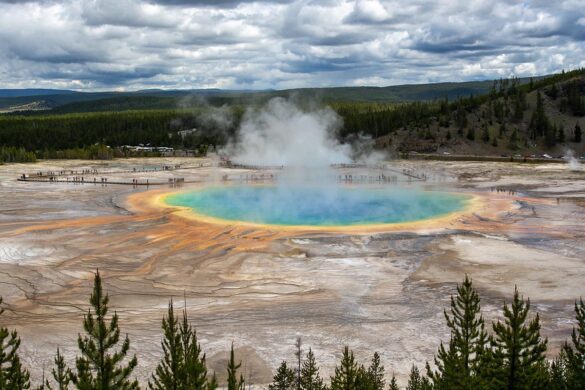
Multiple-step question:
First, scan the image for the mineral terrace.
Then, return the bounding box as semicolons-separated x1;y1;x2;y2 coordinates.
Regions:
0;157;584;386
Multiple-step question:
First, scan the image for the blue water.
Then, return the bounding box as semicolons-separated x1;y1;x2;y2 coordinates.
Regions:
165;185;469;226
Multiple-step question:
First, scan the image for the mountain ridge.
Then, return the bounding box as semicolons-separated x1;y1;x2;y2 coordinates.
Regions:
0;77;539;111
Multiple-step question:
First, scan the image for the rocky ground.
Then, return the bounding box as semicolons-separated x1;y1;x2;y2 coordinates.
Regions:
0;157;584;387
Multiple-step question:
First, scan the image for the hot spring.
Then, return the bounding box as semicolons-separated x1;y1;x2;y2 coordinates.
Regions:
164;185;471;227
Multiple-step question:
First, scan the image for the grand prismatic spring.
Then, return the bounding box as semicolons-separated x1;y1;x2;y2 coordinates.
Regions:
163;186;471;227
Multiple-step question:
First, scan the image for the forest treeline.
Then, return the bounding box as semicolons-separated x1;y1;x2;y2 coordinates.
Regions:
0;147;36;163
1;272;584;389
1;68;584;163
340;68;585;152
0;144;169;164
0;109;238;152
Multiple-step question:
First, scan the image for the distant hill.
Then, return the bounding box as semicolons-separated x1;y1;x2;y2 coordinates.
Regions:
0;89;77;98
0;78;535;112
275;80;511;102
372;70;585;157
0;69;583;158
0;100;52;114
0;92;119;111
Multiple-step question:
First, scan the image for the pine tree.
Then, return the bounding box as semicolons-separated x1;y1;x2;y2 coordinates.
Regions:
330;346;359;390
150;298;210;390
0;296;31;389
574;122;582;143
179;306;207;389
388;375;399;390
508;129;519;150
424;128;434;140
149;299;184;390
548;84;559;100
456;100;468;130
38;369;47;390
366;352;384;390
7;353;31;390
513;95;524;122
227;343;245;390
490;287;548;389
548;351;568;390
300;349;325;390
406;365;430;390
46;348;73;390
269;361;296;390
466;128;475;141
563;298;585;388
482;126;490;143
557;127;566;143
294;337;302;390
531;91;549;139
74;270;139;390
545;123;557;147
427;276;488;389
208;372;218;390
355;365;370;390
566;81;585;116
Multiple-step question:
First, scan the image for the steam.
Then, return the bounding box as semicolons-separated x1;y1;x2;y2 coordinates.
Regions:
198;104;236;133
347;132;387;165
169;98;458;226
223;98;352;168
563;149;582;171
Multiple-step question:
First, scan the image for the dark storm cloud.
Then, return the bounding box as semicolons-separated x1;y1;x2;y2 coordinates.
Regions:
412;36;498;54
282;58;354;74
512;13;585;41
299;31;376;46
0;0;584;90
38;64;168;86
81;0;179;28
409;25;488;54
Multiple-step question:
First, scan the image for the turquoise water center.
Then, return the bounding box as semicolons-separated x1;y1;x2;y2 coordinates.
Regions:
164;185;470;227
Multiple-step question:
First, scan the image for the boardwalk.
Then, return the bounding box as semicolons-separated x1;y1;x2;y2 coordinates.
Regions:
17;162;213;186
16;161;441;187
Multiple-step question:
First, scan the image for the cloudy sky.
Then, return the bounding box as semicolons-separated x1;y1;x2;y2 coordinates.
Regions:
0;0;584;91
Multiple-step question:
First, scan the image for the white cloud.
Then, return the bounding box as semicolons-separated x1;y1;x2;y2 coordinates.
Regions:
0;0;583;90
514;63;537;75
346;0;391;23
81;0;179;28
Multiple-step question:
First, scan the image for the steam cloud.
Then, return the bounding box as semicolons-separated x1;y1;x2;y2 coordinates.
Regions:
563;149;582;171
180;98;452;226
223;98;352;168
198;104;236;133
